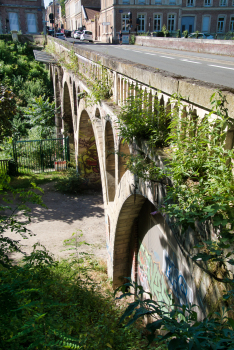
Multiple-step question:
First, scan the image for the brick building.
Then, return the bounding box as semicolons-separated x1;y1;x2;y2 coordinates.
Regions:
0;0;45;34
99;0;234;42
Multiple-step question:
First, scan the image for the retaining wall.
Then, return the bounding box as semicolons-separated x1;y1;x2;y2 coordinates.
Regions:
135;36;234;57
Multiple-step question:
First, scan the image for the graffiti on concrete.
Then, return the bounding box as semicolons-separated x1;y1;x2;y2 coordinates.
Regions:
163;250;193;305
137;243;193;307
138;243;171;307
78;135;101;185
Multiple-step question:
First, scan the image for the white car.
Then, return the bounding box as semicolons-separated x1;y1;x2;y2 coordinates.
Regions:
80;30;93;42
74;31;82;39
55;33;66;40
188;32;214;39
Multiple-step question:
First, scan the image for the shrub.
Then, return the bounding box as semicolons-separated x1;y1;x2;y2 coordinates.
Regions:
55;168;88;194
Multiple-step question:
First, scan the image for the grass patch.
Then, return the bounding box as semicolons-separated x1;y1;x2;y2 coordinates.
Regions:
0;244;163;349
9;171;66;189
9;170;100;195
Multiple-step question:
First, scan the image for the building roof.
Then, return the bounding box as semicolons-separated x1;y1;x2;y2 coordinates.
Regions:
84;7;100;21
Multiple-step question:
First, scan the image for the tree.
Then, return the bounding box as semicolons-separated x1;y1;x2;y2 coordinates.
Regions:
0;85;16;141
59;0;66;17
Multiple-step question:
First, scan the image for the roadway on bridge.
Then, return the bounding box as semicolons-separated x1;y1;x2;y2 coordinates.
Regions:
66;38;234;89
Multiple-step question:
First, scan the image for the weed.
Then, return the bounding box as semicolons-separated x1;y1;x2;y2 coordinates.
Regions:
55;168;88;194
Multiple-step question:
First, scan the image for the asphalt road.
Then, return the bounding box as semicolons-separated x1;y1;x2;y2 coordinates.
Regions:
65;38;234;89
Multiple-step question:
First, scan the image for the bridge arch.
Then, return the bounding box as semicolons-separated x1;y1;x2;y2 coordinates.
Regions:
77;109;103;191
112;194;148;288
63;81;74;140
105;120;116;202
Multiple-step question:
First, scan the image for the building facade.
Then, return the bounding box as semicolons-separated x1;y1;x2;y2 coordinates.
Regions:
45;1;64;30
65;0;100;34
0;0;45;34
99;0;234;42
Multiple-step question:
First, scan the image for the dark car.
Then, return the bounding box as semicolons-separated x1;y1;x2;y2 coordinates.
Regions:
64;30;71;37
48;29;54;36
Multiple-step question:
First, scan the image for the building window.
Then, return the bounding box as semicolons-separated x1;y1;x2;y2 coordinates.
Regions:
202;16;210;32
138;15;145;32
204;0;211;6
220;0;227;5
217;16;225;32
230;16;234;31
138;0;146;4
122;14;129;32
187;0;194;6
168;14;175;32
154;14;161;31
27;13;37;33
9;12;19;32
169;0;176;4
122;0;130;3
155;0;162;3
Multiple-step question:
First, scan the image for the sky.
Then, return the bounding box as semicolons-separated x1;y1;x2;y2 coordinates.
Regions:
44;0;52;8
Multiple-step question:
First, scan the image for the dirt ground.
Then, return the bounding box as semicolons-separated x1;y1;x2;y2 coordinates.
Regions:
6;182;106;263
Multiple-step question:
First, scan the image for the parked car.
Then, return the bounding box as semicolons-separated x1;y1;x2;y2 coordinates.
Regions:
187;32;214;39
74;31;83;39
55;33;66;40
48;29;54;36
80;30;93;42
64;30;71;37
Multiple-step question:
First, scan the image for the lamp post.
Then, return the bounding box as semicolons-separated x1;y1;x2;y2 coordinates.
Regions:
53;0;56;35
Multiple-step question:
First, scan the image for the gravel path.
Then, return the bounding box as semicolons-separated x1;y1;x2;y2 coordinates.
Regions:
6;182;106;262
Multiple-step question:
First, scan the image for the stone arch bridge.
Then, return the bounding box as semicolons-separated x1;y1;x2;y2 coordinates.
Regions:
48;37;234;318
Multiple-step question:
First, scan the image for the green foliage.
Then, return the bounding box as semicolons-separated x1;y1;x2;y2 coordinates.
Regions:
118;91;234;269
0;85;17;141
195;31;200;39
87;63;113;106
59;0;66;17
55;168;88;194
20;96;56;140
176;29;181;38
0;173;149;349
183;30;189;38
117;90;234;323
162;25;169;37
0;173;44;267
224;31;234;40
9;172;66;189
0;243;145;349
116;279;234;350
0;39;54;144
153;31;164;37
129;34;136;45
118;87;170;148
0;40;53;107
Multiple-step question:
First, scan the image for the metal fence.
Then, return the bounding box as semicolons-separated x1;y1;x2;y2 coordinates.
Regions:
0;160;9;174
12;137;69;174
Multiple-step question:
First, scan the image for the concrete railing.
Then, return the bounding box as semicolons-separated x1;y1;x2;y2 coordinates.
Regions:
48;36;234;150
135;36;234;56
